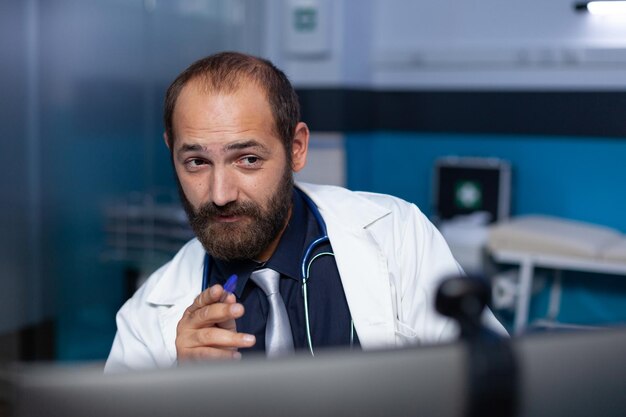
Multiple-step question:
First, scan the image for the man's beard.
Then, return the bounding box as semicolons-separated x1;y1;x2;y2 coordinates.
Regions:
178;168;293;262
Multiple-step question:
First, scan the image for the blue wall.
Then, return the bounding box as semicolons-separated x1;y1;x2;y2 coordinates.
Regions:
347;132;626;232
346;132;626;327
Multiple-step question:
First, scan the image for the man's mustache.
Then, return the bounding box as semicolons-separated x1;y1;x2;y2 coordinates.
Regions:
195;200;261;220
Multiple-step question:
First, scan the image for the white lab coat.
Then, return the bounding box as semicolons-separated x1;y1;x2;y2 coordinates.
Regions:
105;183;504;372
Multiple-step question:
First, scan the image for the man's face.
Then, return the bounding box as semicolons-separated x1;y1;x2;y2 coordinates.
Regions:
169;79;307;261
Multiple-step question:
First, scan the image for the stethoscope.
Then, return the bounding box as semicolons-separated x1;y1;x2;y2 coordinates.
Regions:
201;190;354;355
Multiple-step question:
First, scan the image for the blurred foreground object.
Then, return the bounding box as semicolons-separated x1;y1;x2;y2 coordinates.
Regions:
3;328;626;416
437;275;517;417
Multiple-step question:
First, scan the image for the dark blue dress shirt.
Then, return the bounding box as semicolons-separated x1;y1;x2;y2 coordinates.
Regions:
208;188;360;355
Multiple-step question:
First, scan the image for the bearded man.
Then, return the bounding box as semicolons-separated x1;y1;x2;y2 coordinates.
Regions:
105;52;504;372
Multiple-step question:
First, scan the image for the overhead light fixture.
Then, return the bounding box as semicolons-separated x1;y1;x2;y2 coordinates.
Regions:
574;1;626;15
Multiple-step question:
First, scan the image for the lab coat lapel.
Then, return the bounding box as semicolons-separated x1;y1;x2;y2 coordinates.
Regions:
328;220;396;350
146;243;204;363
296;183;396;350
156;300;189;363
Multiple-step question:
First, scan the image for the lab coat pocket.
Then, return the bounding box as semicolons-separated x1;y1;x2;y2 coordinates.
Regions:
394;319;421;347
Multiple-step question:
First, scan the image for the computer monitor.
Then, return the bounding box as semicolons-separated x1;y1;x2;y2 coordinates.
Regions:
434;156;511;223
4;328;626;417
5;345;465;417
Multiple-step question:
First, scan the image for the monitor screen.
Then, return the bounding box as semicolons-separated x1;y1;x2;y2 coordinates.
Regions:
434;157;511;223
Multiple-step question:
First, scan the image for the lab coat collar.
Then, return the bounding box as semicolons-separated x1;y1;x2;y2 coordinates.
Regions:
295;182;390;230
145;239;204;306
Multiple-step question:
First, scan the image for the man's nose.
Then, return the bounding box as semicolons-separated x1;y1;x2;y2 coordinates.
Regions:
209;167;238;207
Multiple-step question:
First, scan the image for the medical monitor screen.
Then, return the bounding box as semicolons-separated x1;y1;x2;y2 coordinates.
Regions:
435;158;510;223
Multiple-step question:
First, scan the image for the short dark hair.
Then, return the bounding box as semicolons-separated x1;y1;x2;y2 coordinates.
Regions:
163;51;300;156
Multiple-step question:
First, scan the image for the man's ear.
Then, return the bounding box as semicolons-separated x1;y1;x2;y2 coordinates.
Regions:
163;132;171;150
291;122;309;173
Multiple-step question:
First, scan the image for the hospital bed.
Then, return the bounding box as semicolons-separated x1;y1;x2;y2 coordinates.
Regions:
487;215;626;335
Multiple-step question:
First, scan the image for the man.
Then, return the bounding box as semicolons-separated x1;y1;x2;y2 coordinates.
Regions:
105;51;504;372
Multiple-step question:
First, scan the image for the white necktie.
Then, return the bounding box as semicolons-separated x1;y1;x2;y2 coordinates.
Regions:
250;268;295;358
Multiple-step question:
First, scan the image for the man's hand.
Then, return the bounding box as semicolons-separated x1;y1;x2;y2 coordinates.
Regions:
176;284;256;361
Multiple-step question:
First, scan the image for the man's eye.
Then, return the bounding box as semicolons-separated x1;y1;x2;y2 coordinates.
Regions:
185;158;206;169
239;156;262;167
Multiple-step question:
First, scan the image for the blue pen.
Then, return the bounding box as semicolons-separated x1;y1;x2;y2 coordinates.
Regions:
219;274;238;302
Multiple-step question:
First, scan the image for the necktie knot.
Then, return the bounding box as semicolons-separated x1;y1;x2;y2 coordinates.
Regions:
250;268;281;296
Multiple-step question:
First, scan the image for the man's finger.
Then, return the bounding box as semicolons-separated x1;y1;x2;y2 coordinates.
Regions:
187;327;256;350
181;302;245;329
179;346;243;361
186;284;225;314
